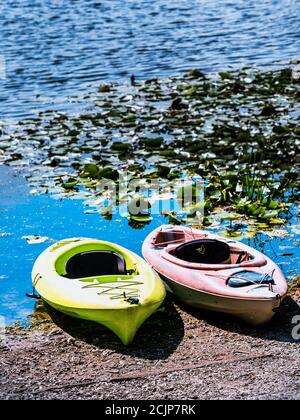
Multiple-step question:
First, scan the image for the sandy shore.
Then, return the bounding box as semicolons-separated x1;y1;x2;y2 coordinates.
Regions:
0;289;299;400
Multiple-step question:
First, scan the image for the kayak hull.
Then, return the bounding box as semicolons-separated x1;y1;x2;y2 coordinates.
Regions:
159;273;279;325
32;238;166;345
143;225;288;326
44;298;163;345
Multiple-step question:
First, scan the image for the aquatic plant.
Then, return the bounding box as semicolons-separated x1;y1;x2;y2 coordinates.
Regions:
0;64;299;230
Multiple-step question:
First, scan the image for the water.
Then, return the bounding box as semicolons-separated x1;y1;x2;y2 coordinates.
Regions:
0;166;299;325
1;0;300;119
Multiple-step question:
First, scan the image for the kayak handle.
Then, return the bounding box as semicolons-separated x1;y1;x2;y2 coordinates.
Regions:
26;287;41;300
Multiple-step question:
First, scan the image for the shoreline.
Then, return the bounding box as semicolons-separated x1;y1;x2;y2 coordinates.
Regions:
1;290;299;400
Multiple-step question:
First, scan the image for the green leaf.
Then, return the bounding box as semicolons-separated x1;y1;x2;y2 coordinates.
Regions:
61;179;79;190
81;164;99;179
98;167;119;181
183;86;198;96
261;210;279;219
188;69;205;79
219;71;234;80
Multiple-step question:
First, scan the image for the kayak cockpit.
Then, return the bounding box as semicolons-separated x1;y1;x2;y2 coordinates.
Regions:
169;239;251;265
65;251;128;279
55;242;138;280
161;239;266;270
174;239;232;264
152;229;249;262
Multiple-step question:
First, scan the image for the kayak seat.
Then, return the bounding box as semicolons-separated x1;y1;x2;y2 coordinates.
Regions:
174;239;231;264
65;251;127;279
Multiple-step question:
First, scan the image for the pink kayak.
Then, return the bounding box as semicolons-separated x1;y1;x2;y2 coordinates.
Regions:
142;225;288;325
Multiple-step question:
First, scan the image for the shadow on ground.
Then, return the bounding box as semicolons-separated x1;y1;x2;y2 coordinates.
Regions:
176;295;300;344
35;296;184;360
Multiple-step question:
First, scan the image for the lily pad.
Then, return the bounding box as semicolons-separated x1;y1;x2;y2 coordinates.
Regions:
22;235;50;245
98;167;120;181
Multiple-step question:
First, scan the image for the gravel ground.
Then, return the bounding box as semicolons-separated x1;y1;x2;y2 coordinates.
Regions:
0;290;299;400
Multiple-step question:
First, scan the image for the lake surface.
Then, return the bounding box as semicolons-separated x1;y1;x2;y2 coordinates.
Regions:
1;0;300;119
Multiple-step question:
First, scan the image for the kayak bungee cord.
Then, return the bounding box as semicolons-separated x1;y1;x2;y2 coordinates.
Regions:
81;280;143;301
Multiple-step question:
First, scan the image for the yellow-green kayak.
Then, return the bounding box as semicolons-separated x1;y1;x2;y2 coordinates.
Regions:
32;238;166;345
